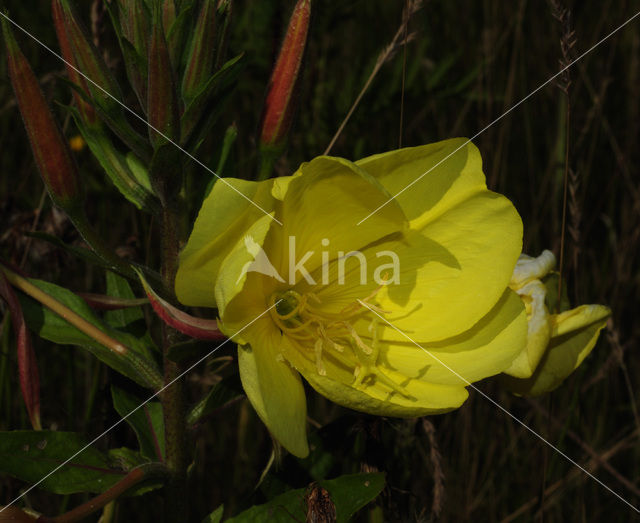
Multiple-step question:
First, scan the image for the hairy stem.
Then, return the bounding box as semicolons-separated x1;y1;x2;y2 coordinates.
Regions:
158;193;189;521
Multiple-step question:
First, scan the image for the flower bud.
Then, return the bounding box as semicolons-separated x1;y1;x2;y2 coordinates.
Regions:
51;0;97;126
118;0;150;109
259;0;311;148
0;272;41;432
147;4;180;148
53;0;123;115
181;0;216;102
2;17;82;209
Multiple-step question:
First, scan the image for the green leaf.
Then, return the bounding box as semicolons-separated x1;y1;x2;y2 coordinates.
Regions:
187;374;243;425
70;110;159;213
18;278;162;389
201;505;224;523
63;79;152;163
111;386;165;461
0;431;125;494
180;53;244;143
26;231;106;268
104;271;145;329
107;448;166;496
227;473;385;523
203;124;238;199
104;271;157;362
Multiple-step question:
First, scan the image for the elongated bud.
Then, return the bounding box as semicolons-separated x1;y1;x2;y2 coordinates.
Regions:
147;4;180;148
54;0;123;114
0;273;41;432
2;17;82;209
51;0;97;126
118;0;150;109
162;0;176;39
259;0;311;148
181;0;216;102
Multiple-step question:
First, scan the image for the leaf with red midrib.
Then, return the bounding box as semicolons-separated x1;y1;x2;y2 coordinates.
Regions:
135;269;225;341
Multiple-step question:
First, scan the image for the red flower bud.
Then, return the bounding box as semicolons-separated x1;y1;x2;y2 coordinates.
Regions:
51;0;98;126
181;0;216;102
147;5;180;148
118;0;150;110
2;17;82;209
0;272;41;432
53;0;123;115
259;0;311;148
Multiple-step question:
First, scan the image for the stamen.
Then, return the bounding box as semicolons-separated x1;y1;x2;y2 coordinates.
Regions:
314;338;326;376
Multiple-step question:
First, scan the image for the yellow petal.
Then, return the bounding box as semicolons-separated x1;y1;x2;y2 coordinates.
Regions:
302;187;522;342
356;138;486;227
272;156;407;283
214;213;277;318
382;288;527;385
237;318;309;458
175;177;278;307
503;304;611;396
293;351;469;416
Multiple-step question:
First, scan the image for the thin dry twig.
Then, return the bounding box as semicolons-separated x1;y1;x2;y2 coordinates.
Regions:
548;0;578;312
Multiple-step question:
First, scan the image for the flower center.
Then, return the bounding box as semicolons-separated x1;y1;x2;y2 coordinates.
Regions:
268;282;412;399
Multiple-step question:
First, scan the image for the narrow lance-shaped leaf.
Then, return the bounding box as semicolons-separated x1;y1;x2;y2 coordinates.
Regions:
147;3;180;149
0;274;41;431
181;0;216;102
79;292;149;311
70;108;160;214
1;264;163;390
1;17;82;210
111;386;165;461
214;0;233;70
136;269;225;341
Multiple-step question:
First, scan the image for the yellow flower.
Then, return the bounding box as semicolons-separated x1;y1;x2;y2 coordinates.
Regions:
68;134;86;152
503;250;611;395
176;138;528;457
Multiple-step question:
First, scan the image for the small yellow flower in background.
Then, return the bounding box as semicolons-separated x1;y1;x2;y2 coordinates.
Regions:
176;138;528;457
503;250;611;395
68;134;86;152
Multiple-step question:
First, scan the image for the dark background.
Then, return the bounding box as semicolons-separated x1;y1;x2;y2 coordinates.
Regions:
1;0;639;521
